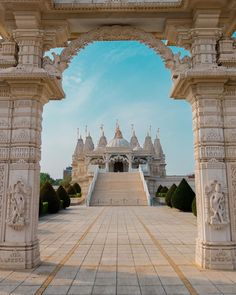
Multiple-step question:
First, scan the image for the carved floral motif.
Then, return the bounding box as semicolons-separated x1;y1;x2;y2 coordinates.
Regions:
205;180;229;229
6;180;31;231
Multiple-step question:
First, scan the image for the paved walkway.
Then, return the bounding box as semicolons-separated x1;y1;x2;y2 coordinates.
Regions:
1;206;236;295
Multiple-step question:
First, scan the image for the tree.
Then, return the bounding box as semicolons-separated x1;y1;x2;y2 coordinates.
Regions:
155;185;163;197
67;185;76;196
59;175;72;189
57;185;70;209
171;178;195;212
165;184;177;207
160;186;168;194
73;183;81;194
40;181;60;214
40;172;53;187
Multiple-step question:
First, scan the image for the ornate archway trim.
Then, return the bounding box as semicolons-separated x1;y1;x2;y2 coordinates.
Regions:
60;25;175;70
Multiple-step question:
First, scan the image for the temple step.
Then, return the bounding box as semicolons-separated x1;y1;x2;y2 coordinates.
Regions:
90;172;148;206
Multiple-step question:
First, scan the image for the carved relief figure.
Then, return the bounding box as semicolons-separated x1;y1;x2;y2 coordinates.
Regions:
7;181;31;230
205;181;229;229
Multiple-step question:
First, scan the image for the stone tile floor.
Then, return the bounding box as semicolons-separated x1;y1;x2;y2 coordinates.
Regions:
1;206;236;295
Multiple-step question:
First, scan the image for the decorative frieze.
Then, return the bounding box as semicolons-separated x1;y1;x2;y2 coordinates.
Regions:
200;146;225;159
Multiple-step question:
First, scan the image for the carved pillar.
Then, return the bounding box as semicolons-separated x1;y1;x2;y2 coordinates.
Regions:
13;29;44;68
188;84;235;270
0;81;48;269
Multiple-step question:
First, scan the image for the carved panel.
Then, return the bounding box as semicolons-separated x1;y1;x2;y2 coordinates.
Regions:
6;180;31;231
0;164;6;231
200;146;225;159
205;180;229;230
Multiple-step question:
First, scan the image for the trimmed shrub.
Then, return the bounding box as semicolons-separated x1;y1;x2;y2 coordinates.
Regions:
39;198;43;216
42;202;48;215
57;185;71;209
165;184;177;207
171;178;195;212
192;197;197;216
67;185;77;196
155;185;163;197
160;186;168;194
40;181;60;214
73;183;81;194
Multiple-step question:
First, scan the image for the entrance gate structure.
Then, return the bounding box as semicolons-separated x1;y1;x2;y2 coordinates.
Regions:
0;0;236;270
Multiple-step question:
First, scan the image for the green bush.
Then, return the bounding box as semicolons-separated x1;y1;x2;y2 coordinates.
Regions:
67;185;77;196
73;183;81;194
57;185;71;209
160;186;168;194
171;179;195;212
192;197;197;216
42;202;48;215
165;184;177;207
39;198;43;216
40;181;60;214
70;193;82;198
155;185;163;197
158;193;167;198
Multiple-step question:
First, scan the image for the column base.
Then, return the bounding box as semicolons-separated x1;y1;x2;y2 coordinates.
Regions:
196;239;236;270
0;240;40;269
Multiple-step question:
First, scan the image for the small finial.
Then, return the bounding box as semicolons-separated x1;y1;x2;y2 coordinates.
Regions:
116;119;119;129
149;125;152;137
131;124;135;135
77;128;80;140
100;124;104;135
157;128;160;139
85;125;88;137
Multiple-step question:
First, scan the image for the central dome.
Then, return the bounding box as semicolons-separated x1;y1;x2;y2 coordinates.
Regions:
107;125;130;148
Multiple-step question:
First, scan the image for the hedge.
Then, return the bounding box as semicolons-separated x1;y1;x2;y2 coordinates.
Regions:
73;183;81;194
192;197;197;216
165;184;177;207
40;181;60;214
171;178;195;212
57;185;71;209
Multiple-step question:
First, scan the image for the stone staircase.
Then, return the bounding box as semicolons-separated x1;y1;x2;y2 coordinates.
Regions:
90;172;148;206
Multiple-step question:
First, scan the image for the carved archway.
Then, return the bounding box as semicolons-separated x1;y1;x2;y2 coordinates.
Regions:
44;25;191;80
59;26;176;71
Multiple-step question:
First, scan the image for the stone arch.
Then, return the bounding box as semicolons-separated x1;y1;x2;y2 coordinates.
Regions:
60;25;176;71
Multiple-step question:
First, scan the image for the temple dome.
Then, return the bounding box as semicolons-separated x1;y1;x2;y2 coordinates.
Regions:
107;125;130;148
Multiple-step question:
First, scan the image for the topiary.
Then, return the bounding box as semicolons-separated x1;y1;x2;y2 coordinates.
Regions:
40;181;60;214
192;197;197;216
39;198;43;217
57;185;71;209
73;183;81;194
160;186;168;194
165;184;177;207
171;178;195;212
155;185;163;197
67;185;77;196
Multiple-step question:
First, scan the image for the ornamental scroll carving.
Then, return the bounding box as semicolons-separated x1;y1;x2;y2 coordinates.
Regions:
6;180;31;231
43;26;191;77
205;180;229;229
43;52;67;79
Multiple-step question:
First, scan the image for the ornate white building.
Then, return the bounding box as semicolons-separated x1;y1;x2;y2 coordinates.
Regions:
72;124;166;197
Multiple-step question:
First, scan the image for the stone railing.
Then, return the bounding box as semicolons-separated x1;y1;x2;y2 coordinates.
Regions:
139;165;151;206
86;165;99;206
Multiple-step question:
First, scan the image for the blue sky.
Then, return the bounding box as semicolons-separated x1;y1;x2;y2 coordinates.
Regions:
41;41;194;179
